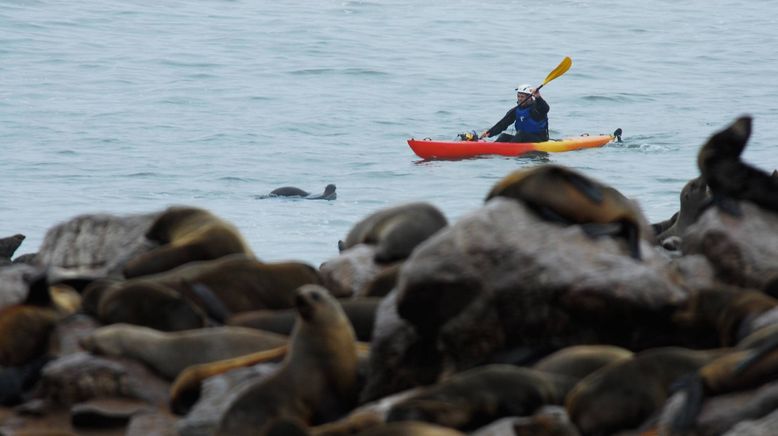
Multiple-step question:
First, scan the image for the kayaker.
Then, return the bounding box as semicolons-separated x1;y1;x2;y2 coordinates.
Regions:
479;84;549;142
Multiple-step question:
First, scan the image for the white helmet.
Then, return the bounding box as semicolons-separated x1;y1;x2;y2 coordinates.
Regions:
515;84;533;94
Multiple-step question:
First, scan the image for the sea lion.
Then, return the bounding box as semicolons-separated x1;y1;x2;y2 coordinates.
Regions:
340;202;448;263
0;234;25;265
386;364;577;431
122;206;254;278
697;116;778;215
85;254;324;326
0;273;61;366
565;347;729;436
673;286;778;347
656;175;711;243
485;164;651;260
92;281;207;331
670;334;778;433
257;184;337;200
227;297;381;342
531;345;634;380
79;324;288;380
216;284;359;435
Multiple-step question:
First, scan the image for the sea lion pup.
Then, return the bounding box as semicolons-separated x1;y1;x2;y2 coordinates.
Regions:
227;297;381;342
698;115;778;215
531;345;634;380
385;364;577;431
87;254;323;326
485;164;650;260
122;206;253;278
673;286;778;347
79;323;288;380
339;202;448;263
656;175;711;243
215;284;359;436
565;347;729;436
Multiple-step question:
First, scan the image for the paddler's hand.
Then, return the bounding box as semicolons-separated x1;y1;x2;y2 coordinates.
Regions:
479;130;489;139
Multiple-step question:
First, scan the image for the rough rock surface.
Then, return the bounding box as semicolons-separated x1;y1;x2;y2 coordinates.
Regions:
35;211;160;282
683;202;778;288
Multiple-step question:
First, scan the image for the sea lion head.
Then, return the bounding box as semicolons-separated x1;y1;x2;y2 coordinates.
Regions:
295;284;342;325
323;184;336;197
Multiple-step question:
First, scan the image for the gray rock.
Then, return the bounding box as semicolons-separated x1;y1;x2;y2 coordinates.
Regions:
367;199;711;397
683;202;778;288
35;211;160;282
0;263;44;309
176;362;279;436
319;244;384;298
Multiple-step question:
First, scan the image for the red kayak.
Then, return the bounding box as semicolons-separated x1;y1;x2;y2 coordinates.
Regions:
407;132;618;160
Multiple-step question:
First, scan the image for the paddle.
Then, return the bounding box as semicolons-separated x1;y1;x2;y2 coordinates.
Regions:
534;56;572;95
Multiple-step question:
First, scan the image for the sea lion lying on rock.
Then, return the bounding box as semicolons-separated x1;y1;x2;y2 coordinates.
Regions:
80;324;288;380
339;202;448;263
84;254;324;327
485;164;653;259
123;206;254;278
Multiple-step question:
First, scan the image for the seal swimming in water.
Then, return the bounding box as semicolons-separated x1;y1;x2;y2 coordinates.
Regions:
485;164;652;260
698;116;778;215
216;284;359;435
258;184;337;200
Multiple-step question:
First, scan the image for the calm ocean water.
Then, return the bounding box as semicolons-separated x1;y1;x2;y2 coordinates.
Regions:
2;0;777;266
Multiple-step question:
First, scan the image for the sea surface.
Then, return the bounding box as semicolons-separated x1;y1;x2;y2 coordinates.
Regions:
2;0;777;266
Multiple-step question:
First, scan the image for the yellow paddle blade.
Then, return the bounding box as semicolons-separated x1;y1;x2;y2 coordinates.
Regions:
542;56;572;85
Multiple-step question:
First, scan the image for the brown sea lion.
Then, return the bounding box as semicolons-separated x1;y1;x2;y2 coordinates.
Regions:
485;164;651;259
656;175;711;243
670;333;778;433
0;273;61;366
85;254;323;326
340;202;448;263
227;297;381;342
216;284;359;435
697;116;778;215
673;286;778;347
386;364;577;431
531;345;634;380
92;281;207;331
565;347;729;436
352;422;465;436
79;324;288;380
122;206;254;278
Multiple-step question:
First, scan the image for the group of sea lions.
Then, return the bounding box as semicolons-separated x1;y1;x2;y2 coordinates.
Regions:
0;115;777;435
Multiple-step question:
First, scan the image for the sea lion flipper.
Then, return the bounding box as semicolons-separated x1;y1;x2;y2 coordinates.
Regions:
561;171;604;204
669;374;706;433
189;282;232;324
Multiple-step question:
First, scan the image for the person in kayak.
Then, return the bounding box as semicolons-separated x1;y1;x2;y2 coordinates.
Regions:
479;84;549;142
